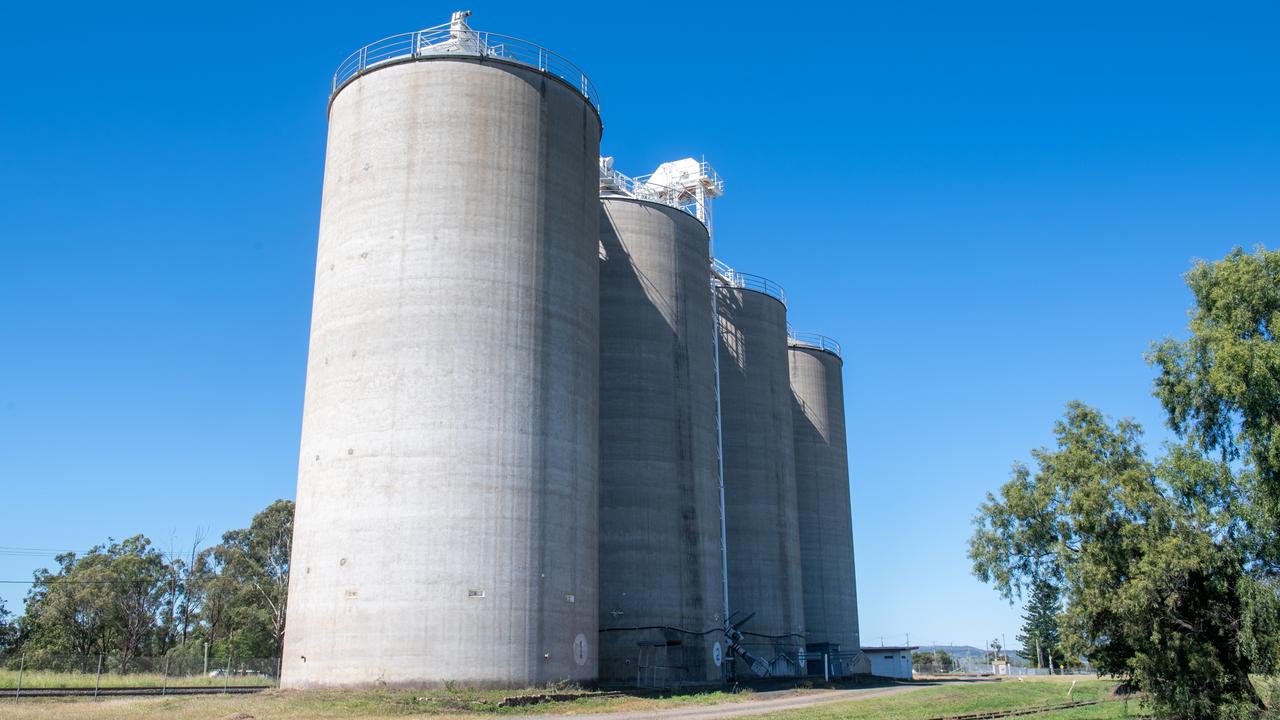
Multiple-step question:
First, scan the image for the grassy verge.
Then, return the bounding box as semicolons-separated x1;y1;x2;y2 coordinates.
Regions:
0;684;756;720
755;677;1143;720
0;677;1142;720
0;668;269;689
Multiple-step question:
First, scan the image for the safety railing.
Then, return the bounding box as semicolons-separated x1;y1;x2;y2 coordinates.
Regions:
599;159;722;223
711;258;787;305
600;171;687;210
788;331;842;358
332;22;600;113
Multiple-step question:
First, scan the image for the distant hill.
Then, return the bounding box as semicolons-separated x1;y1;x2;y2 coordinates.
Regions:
911;645;989;659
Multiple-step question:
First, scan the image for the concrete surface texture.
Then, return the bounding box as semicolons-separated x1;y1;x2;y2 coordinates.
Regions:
282;57;602;688
788;345;860;659
715;287;806;662
597;198;725;684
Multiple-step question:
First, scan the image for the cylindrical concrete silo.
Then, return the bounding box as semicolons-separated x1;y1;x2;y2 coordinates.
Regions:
597;198;724;685
282;21;602;688
788;336;861;674
716;279;806;670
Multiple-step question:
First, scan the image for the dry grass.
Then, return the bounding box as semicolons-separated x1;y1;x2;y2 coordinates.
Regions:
754;678;1137;720
0;685;755;720
0;668;268;689
0;677;1136;720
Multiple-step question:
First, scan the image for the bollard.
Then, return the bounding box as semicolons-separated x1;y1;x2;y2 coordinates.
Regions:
823;654;829;683
94;654;103;699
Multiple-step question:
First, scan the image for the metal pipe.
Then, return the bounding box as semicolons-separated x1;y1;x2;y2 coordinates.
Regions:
711;278;730;652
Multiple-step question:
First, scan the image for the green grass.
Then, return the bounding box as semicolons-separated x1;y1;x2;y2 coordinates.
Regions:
0;677;1142;720
0;684;758;720
754;678;1144;720
0;667;271;689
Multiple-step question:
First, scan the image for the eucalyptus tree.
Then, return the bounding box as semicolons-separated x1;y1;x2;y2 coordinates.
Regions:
970;404;1279;718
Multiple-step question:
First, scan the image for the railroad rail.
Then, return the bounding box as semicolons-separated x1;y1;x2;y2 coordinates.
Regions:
925;699;1101;720
11;685;271;698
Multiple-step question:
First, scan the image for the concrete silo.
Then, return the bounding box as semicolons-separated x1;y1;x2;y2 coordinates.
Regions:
282;13;602;688
787;335;863;675
596;196;724;685
715;275;806;672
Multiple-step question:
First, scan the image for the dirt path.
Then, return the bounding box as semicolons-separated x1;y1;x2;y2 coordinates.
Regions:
521;684;932;720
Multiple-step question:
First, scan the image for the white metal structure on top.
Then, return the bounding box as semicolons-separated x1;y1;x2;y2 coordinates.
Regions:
599;157;725;238
331;11;601;112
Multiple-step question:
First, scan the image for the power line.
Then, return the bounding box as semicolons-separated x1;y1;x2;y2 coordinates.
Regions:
0;579;120;585
0;545;202;561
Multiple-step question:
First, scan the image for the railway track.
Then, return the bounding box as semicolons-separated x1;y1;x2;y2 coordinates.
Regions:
926;700;1101;720
10;685;271;698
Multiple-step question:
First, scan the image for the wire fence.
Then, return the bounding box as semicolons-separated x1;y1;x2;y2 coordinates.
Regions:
918;655;1096;677
0;652;279;698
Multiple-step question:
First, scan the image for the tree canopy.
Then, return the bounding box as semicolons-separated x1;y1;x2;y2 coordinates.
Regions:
8;499;293;670
971;246;1280;719
970;405;1279;716
1150;247;1280;502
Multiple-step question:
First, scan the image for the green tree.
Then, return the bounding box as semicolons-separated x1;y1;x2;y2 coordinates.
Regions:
22;551;118;667
0;598;16;653
194;500;293;660
103;536;170;671
970;403;1279;718
20;537;171;671
1015;580;1060;669
912;649;953;673
1150;246;1280;502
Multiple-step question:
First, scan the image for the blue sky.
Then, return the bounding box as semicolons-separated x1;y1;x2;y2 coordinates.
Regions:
1;1;1277;650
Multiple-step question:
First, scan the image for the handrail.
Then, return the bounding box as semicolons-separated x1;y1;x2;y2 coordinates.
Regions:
331;21;600;113
711;258;786;305
788;331;842;359
600;159;722;225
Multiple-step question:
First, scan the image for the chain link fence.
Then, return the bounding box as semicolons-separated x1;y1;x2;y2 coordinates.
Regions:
937;655;1095;676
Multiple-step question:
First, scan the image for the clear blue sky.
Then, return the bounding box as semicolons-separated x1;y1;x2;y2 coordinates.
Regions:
2;1;1277;651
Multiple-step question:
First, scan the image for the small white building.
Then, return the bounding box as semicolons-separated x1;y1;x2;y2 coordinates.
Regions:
862;646;917;680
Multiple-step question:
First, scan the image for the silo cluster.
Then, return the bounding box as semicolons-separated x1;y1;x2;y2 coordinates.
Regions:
283;11;863;689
